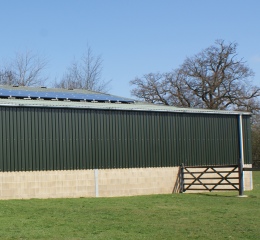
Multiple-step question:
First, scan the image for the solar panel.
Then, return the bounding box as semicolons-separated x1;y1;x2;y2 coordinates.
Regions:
0;88;134;103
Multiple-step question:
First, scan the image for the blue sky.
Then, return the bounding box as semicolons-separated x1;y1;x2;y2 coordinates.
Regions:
0;0;260;98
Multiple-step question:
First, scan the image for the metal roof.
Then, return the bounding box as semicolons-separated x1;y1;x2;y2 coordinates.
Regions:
0;97;251;115
0;85;251;115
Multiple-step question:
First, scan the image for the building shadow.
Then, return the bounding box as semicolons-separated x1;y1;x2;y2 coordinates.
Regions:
172;166;182;193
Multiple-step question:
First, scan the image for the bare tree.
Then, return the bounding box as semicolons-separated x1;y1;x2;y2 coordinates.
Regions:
130;71;202;108
0;51;48;86
130;73;171;105
131;40;260;111
0;69;15;85
55;61;82;89
55;47;110;92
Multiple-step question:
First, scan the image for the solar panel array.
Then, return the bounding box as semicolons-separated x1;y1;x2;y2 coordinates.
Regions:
0;88;134;103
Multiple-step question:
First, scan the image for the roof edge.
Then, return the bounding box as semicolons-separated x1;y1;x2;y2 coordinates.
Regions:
0;100;251;116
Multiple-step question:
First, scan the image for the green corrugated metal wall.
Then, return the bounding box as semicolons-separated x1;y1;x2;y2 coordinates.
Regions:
0;106;252;172
243;115;252;163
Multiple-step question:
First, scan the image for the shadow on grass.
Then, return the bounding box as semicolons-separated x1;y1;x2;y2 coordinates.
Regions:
193;192;258;198
194;192;243;198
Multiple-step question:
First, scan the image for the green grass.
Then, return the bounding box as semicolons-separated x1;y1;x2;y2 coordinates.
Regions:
1;173;260;239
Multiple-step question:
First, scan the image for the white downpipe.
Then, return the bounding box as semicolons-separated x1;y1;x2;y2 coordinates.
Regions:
94;169;99;197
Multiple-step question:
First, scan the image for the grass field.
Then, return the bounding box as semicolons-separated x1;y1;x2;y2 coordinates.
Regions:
0;172;259;239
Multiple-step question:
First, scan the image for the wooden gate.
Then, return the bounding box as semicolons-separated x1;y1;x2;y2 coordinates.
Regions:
180;164;240;193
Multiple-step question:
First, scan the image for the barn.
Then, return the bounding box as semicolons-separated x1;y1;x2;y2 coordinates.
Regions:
0;85;253;199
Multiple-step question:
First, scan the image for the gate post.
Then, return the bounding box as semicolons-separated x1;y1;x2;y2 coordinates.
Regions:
180;163;184;193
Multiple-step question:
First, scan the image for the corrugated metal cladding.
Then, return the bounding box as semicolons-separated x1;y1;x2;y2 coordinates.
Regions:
0;106;251;172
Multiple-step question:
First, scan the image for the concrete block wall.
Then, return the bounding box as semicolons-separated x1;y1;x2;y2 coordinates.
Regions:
0;167;180;200
98;167;180;197
0;170;95;200
244;164;253;190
